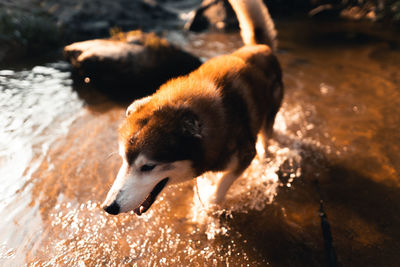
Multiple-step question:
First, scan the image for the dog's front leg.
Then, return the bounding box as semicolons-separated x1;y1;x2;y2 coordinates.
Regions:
213;144;256;204
213;170;243;204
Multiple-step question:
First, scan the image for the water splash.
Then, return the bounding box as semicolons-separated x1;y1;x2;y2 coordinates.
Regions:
190;103;308;239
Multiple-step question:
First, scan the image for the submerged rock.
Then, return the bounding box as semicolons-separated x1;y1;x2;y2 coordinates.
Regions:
64;30;202;101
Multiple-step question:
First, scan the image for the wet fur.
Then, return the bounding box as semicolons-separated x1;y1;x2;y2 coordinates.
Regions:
102;0;283;214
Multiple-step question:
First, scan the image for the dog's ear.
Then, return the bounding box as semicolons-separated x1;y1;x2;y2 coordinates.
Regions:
182;113;202;139
126;96;152;117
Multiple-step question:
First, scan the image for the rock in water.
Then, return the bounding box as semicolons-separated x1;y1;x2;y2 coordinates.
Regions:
186;0;238;32
64;31;201;101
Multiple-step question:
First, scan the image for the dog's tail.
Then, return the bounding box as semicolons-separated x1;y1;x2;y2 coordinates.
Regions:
228;0;277;52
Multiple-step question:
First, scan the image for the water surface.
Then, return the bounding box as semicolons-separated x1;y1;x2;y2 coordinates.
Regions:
0;20;399;266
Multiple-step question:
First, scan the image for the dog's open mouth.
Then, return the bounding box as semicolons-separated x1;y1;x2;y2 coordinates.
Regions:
134;178;169;216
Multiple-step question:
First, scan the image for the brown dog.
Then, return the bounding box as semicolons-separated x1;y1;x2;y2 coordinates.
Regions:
102;0;283;215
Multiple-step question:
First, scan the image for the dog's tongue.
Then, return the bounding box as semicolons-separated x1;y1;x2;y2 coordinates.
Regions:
134;178;169;216
134;198;152;216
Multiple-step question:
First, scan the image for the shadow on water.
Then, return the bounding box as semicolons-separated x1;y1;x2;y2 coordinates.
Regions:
70;63;202;113
213;138;400;266
71;78;133;113
71;74;161;111
70;67;162;113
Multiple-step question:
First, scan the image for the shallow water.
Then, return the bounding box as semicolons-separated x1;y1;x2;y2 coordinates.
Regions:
1;19;400;266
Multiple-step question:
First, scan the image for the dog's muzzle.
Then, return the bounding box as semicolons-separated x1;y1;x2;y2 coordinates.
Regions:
102;178;169;216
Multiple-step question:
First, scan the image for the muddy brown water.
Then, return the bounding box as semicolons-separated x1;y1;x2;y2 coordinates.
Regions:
1;19;400;266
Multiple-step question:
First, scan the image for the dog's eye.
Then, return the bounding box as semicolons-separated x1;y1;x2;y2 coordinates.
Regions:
140;164;156;172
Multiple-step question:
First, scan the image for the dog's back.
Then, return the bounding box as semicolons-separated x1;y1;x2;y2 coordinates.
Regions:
153;43;283;174
141;0;283;179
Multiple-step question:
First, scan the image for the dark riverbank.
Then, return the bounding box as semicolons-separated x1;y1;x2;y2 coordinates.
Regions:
1;0;399;65
0;0;178;65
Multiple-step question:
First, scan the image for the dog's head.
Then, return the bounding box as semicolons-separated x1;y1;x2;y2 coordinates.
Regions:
102;96;203;215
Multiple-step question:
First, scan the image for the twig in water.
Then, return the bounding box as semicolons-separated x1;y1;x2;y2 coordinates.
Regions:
314;180;338;267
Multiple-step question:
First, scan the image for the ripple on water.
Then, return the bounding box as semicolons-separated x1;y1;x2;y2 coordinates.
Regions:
0;62;83;200
28;99;321;266
1;54;327;266
2;21;400;266
0;62;84;265
0;45;330;266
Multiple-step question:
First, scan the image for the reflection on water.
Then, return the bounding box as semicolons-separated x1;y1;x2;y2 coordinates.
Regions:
1;20;400;266
0;63;82;200
0;62;84;266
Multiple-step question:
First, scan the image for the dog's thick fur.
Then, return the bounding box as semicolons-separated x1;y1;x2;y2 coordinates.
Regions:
102;0;283;215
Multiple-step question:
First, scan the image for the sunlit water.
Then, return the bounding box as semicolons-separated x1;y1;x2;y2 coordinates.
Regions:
1;20;400;266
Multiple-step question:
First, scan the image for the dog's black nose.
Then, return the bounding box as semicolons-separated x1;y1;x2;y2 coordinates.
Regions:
103;201;120;215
